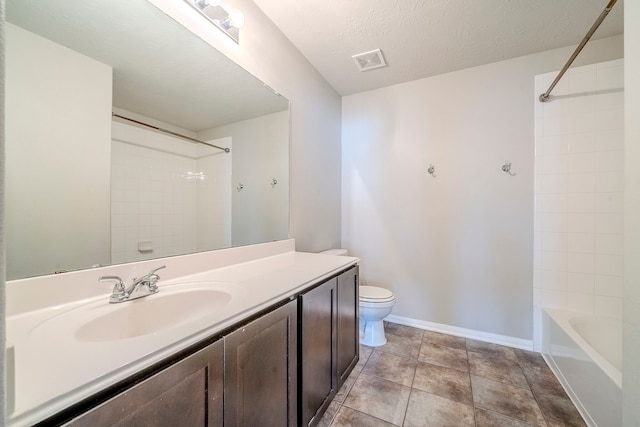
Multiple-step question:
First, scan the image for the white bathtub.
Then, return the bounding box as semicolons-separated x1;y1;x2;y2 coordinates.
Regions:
542;308;622;427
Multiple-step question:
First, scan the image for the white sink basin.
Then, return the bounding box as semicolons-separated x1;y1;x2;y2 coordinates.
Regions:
29;282;245;342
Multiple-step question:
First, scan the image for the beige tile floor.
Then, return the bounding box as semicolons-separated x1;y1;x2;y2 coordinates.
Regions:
320;322;586;427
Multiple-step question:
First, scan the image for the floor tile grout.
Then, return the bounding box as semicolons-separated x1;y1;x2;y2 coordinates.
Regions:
324;321;585;427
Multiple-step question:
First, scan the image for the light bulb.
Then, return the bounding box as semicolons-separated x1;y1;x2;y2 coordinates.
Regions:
228;9;245;28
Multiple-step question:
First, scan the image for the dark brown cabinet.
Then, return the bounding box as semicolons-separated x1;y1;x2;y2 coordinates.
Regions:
224;300;298;427
299;277;337;427
336;265;359;386
299;266;359;427
65;339;224;427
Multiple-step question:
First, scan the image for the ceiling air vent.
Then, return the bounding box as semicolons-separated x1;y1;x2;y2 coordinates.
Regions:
352;49;387;72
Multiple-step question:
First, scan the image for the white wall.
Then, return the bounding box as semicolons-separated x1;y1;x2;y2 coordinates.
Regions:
5;23;112;280
199;111;289;247
623;0;640;424
149;0;342;253
342;36;623;341
533;59;624;350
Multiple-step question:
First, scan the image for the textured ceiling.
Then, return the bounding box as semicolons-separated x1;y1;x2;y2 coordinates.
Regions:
253;0;624;95
6;0;288;132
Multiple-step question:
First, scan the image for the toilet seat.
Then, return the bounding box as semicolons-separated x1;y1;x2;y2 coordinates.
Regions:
360;286;395;303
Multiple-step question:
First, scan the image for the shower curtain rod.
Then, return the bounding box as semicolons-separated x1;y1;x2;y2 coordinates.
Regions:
539;0;618;103
112;113;231;153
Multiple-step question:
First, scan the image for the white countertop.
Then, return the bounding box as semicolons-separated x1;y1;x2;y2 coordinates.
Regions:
6;246;358;426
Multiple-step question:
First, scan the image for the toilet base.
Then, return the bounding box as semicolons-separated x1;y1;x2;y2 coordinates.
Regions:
360;319;387;346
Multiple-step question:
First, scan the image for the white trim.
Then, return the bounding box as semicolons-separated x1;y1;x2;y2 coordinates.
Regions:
385;314;534;351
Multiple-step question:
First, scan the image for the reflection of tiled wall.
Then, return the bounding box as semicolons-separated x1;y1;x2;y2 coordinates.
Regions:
533;59;624;349
111;141;198;264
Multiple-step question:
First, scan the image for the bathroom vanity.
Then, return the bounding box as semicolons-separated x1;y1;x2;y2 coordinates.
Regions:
6;240;359;426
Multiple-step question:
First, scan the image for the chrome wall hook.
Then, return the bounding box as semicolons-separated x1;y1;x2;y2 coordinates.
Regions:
427;164;436;177
271;178;278;187
501;161;516;176
236;183;244;192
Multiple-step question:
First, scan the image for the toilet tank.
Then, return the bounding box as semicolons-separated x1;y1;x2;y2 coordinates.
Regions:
319;249;348;256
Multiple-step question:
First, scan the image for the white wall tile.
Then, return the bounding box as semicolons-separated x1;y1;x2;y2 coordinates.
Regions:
568;95;597;115
568;152;595;173
596;171;624;192
596;150;624;172
568;232;595;253
569;68;597;93
541;290;567;309
567;193;595;213
568;272;595;293
595;129;624;151
567;252;595;274
541;270;567;291
596;108;625;132
566;292;595;314
595;254;624;276
542;232;568;252
595;274;624;297
595;192;624;213
542;154;568;174
595;213;624;234
542;134;569;154
542;194;567;213
542;213;568;232
568;173;595;193
543;115;569;136
567;132;596;153
596;63;624;90
596;90;624;111
542;250;567;272
568;111;596;134
542;174;568;193
595;233;624;255
594;295;623;318
567;213;595;233
534;60;624;347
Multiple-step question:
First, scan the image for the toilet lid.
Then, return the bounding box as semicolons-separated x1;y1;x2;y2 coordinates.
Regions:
360;286;395;303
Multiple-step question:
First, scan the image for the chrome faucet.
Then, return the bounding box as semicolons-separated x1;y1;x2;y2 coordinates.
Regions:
99;265;166;303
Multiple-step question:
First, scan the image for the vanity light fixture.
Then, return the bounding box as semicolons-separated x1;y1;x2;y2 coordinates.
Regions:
184;0;245;43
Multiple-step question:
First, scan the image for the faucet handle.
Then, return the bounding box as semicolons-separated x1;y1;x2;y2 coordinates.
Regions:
146;265;166;291
99;275;127;302
99;275;124;290
149;265;166;276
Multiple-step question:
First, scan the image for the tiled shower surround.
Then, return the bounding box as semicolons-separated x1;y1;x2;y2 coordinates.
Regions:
533;59;624;348
111;123;230;264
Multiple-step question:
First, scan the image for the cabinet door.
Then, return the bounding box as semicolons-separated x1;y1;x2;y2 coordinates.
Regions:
66;339;224;427
224;300;298;427
336;266;359;386
299;278;337;427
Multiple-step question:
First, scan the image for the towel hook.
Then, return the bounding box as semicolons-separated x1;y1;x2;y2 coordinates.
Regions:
271;178;278;187
236;183;244;192
501;161;516;176
427;164;436;177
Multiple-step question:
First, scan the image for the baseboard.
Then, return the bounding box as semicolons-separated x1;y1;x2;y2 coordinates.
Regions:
385;314;534;351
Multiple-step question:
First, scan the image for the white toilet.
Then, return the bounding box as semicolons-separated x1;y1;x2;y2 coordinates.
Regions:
319;249;396;347
359;285;395;346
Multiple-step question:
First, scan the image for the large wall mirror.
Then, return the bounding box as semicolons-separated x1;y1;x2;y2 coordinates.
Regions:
6;0;290;281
